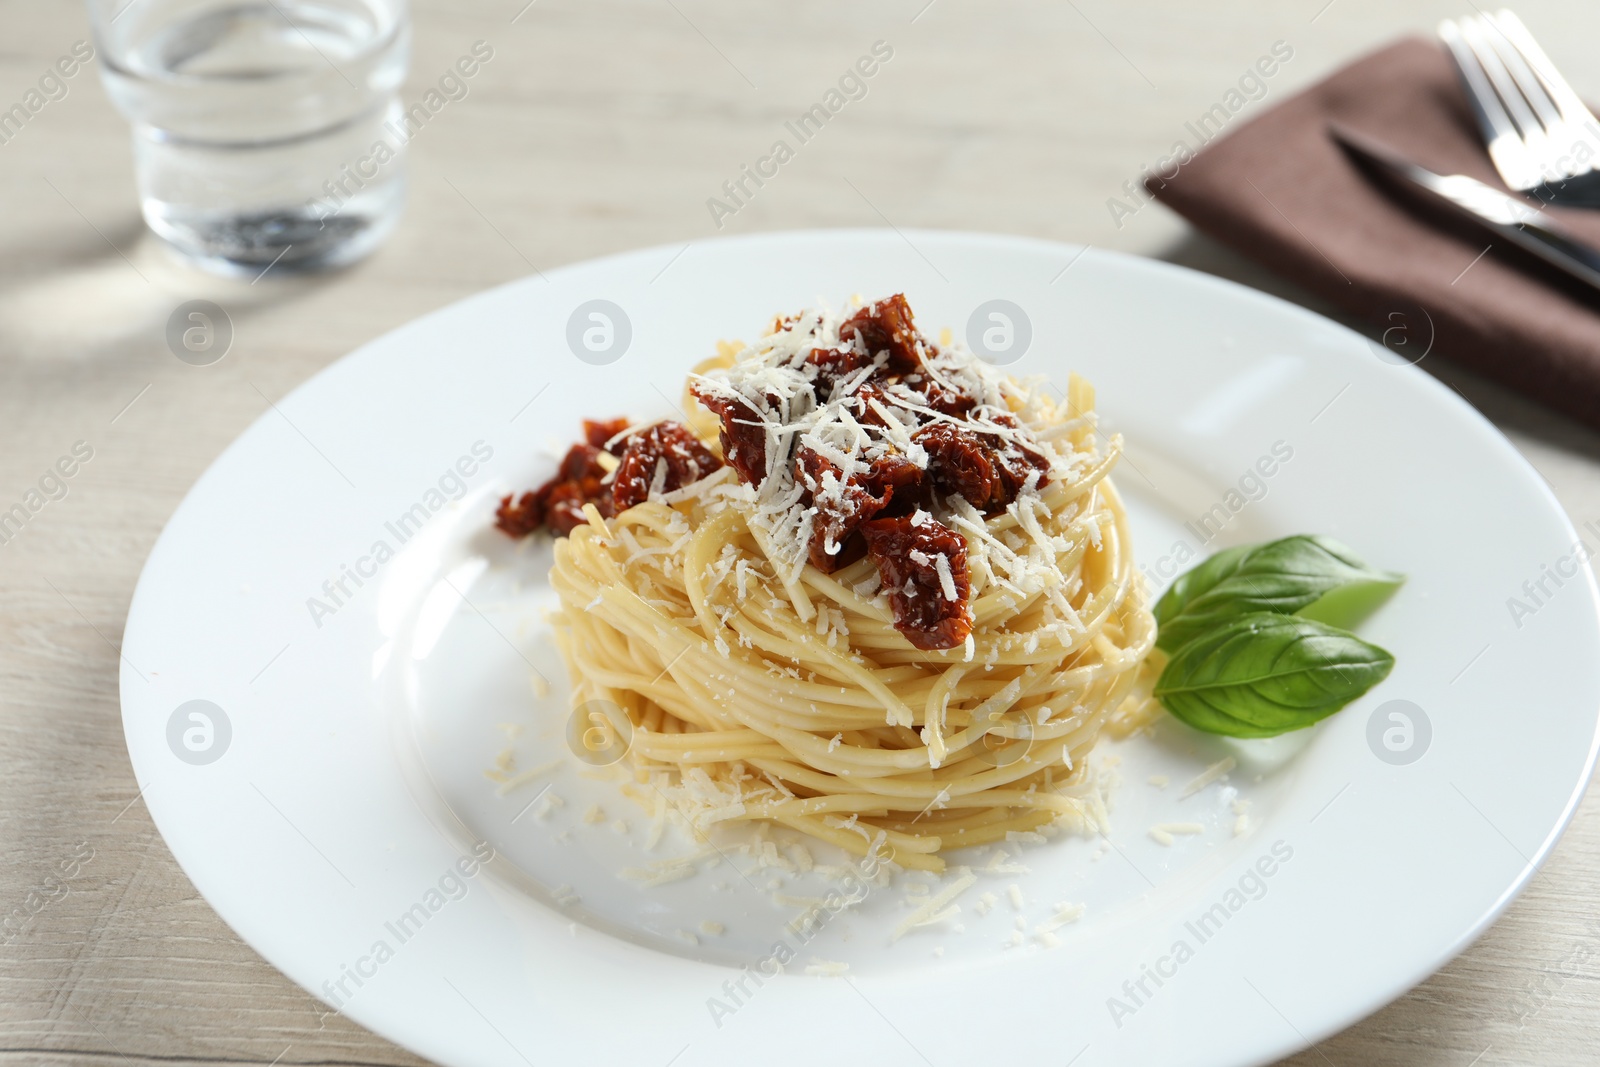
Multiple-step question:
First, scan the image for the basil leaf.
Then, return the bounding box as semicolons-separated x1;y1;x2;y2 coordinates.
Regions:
1151;544;1250;647
1155;612;1395;738
1153;535;1402;653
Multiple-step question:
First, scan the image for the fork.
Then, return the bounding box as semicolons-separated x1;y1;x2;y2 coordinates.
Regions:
1439;9;1600;206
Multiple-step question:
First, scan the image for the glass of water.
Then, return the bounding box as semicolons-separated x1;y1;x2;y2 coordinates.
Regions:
88;0;409;274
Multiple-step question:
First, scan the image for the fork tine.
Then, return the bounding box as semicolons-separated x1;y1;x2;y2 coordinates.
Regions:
1440;20;1518;144
1440;17;1538;188
1478;15;1563;132
1458;15;1543;140
1490;10;1600;131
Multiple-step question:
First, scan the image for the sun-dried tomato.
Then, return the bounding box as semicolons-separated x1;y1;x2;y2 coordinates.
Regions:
692;386;769;486
914;421;1050;512
913;424;997;509
917;377;978;418
543;480;611;536
838;382;896;429
983;416;1053;504
803;344;875;400
583;417;631;452
793;447;905;572
494;491;544;537
861;513;972;650
859;451;923;504
498;420;720;539
610;422;723;512
552;444;611;531
839;294;923;373
556;443;605;482
496;442;612;539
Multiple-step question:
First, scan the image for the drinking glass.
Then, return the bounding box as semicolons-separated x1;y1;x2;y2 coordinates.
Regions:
87;0;410;274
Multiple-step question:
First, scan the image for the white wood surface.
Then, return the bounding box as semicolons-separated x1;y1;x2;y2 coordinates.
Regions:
3;0;1600;1064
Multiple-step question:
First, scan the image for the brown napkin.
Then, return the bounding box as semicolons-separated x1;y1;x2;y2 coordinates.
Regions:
1147;37;1600;430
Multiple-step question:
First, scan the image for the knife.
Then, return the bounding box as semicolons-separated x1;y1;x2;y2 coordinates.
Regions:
1329;122;1600;294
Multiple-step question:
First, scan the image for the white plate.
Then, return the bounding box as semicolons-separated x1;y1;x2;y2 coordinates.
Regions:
122;230;1600;1067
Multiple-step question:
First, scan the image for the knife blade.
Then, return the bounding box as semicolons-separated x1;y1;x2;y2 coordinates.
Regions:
1329;122;1600;294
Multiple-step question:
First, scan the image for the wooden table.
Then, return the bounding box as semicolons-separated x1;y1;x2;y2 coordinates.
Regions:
4;1;1599;1063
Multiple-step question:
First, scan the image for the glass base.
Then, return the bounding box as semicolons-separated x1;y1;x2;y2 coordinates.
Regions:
144;176;405;276
129;91;408;277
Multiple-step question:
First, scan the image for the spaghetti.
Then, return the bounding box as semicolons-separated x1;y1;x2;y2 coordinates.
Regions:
511;295;1155;872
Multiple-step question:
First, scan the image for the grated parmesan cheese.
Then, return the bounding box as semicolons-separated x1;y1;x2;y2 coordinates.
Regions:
621;858;698;887
1036;902;1086;933
982;849;1031;876
494;758;562;797
934;552;958;601
689;299;1079;591
1180;757;1236;799
1148;822;1205;846
785;843;815;872
804;959;850;977
531;791;564;821
892;867;976;942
